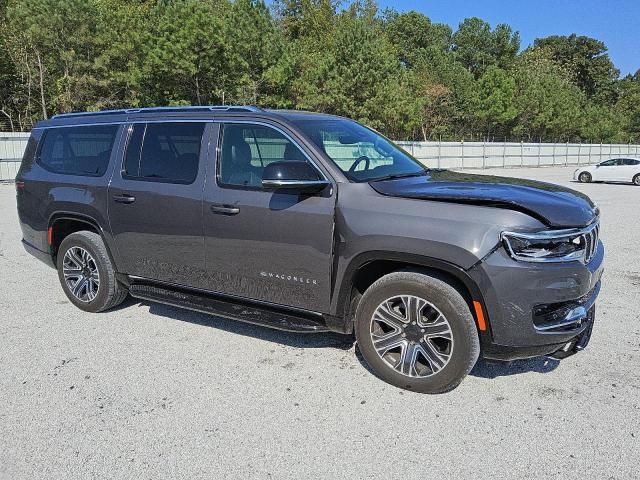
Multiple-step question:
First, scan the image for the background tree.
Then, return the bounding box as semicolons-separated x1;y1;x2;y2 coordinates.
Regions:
451;17;520;77
0;0;638;142
532;34;620;105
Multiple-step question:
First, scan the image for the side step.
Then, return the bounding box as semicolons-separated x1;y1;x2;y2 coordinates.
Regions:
128;283;329;333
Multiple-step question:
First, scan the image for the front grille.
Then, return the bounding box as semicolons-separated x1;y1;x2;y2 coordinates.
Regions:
582;222;600;264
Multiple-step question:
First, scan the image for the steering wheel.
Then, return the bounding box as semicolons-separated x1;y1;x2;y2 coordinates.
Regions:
349;155;370;173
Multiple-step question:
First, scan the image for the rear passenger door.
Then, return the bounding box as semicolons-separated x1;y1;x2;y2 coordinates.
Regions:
108;121;214;287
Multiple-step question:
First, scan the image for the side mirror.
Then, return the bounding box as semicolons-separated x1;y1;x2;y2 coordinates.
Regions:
262;161;330;192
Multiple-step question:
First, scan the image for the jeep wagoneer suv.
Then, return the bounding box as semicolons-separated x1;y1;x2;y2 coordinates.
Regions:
16;106;604;393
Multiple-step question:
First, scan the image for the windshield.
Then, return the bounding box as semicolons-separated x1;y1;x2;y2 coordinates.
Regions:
294;118;426;182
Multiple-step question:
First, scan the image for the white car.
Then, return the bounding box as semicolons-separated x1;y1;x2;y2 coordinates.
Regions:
574;158;640;185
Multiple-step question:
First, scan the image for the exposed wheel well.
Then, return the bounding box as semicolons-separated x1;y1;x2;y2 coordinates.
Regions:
345;259;481;332
49;217;101;262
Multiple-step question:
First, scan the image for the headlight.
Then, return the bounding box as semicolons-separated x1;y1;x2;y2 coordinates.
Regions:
502;229;588;263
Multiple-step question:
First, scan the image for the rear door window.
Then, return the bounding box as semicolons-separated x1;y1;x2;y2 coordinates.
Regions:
37;125;119;176
123;122;205;184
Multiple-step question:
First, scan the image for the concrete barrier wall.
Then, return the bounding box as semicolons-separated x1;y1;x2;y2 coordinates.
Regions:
0;133;30;181
2;132;640;181
397;141;640;170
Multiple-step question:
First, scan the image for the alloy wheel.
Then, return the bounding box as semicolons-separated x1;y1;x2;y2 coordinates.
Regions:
370;295;454;378
62;246;100;303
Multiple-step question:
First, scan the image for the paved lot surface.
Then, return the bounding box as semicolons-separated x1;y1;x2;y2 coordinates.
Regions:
1;166;639;479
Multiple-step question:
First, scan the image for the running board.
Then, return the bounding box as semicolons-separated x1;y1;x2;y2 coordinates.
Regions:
128;284;329;333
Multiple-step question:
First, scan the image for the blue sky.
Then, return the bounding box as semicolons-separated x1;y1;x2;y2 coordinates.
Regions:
376;0;639;76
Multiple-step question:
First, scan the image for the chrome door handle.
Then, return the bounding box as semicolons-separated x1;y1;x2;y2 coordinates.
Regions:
210;204;240;215
113;194;136;204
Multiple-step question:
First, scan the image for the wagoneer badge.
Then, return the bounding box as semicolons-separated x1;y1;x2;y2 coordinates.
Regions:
260;271;318;285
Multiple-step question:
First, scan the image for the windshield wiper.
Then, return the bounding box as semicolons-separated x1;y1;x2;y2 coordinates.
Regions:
371;170;429;182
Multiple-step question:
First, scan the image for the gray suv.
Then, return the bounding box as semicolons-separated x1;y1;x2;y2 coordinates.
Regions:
16;106;604;393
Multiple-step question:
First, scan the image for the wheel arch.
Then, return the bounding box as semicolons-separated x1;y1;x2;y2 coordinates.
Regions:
332;251;490;337
48;212;118;269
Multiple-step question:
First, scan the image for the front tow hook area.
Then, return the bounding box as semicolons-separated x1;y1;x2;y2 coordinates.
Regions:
548;308;596;359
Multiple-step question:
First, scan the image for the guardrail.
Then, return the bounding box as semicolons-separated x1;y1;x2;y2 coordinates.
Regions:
1;133;639;181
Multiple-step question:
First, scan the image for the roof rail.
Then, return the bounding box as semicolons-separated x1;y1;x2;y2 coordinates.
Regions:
51;105;264;119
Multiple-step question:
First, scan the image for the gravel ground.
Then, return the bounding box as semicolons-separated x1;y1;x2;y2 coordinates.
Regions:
1;166;638;479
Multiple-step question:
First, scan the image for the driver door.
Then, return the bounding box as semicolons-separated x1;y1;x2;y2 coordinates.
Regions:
202;122;336;313
594;159;620;181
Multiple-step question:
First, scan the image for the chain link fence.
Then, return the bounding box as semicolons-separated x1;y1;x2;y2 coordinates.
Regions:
2;133;640;181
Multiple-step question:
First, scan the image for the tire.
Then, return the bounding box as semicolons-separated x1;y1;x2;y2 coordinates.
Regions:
354;271;480;394
633;174;640;186
56;231;128;313
579;172;592;183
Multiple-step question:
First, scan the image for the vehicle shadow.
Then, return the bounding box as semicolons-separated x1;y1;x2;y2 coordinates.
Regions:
470;356;559;378
353;345;560;380
132;298;355;350
126;298;560;377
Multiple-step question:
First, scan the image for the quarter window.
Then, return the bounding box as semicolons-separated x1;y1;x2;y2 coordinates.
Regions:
218;123;317;188
37;125;118;176
123;122;205;183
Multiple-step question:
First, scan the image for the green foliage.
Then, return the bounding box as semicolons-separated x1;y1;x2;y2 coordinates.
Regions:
0;0;637;142
141;1;233;105
452;17;520;77
476;66;517;136
532;34;620;105
511;50;585;141
294;15;421;138
384;10;451;67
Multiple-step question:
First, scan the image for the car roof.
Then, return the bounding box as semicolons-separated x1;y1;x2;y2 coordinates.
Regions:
34;105;344;128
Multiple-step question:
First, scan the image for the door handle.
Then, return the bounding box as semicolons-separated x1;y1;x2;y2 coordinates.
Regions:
113;194;136;204
210;204;240;215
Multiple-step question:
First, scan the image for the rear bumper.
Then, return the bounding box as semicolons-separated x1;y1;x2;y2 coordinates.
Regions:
22;239;55;269
469;240;604;362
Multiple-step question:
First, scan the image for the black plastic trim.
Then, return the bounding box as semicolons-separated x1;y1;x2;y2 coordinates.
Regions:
128;281;330;333
335;251;493;341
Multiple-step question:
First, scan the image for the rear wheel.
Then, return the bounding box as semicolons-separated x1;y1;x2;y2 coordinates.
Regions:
56;231;128;312
579;172;592;183
633;174;640;186
354;271;480;394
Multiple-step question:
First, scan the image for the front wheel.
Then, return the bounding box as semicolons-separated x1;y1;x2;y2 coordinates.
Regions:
579;172;592;183
354;271;480;394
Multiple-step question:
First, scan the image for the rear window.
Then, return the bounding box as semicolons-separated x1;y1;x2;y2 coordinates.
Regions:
37;125;119;176
122;122;205;184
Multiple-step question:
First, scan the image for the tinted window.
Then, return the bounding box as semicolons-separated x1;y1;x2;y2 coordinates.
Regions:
38;125;118;176
294;119;424;182
123;122;205;183
622;158;639;166
599;159;618;166
218;124;315;188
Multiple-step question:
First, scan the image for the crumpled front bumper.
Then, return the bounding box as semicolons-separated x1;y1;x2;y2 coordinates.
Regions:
468;240;604;362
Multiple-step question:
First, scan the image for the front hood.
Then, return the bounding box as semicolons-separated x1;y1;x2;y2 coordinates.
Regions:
369;170;598;228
